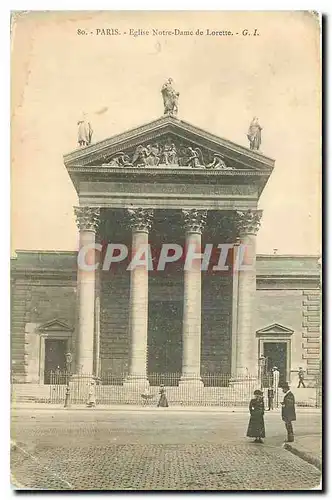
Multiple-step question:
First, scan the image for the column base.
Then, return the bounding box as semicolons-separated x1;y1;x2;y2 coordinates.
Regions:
227;375;258;405
123;375;149;390
179;375;204;388
229;375;258;385
178;375;204;405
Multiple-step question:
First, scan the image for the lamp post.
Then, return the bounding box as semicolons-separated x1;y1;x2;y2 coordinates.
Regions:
258;356;266;390
64;352;72;408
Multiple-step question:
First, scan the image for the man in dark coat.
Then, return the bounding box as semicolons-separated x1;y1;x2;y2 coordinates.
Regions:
297;367;306;388
281;383;296;442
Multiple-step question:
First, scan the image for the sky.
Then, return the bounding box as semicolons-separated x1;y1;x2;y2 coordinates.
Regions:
11;11;321;255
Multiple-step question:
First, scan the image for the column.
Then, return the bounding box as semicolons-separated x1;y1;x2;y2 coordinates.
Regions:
94;277;101;379
180;209;207;386
74;206;100;375
233;209;262;379
231;241;240;376
125;208;153;387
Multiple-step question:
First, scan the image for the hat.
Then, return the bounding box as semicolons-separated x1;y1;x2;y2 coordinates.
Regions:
254;389;263;396
273;366;278;370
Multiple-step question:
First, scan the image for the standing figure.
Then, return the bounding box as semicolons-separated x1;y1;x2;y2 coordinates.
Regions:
272;366;280;407
247;117;262;151
168;143;178;165
161;78;179;116
246;389;265;443
157;384;169;408
77;114;93;147
267;386;274;411
86;380;96;408
161;143;172;164
281;383;296;442
297;367;306;388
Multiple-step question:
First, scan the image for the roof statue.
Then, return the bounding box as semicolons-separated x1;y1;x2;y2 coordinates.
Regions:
77;113;93;147
161;78;179;117
247;117;262;151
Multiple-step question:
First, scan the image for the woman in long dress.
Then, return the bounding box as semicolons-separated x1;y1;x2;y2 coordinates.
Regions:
246;389;265;443
157;384;169;407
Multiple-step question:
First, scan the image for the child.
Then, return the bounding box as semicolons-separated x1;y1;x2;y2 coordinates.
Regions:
86;380;96;408
267;386;274;410
246;389;265;443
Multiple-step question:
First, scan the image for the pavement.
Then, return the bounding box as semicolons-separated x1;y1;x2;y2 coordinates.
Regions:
11;402;322;412
10;408;322;491
284;435;322;471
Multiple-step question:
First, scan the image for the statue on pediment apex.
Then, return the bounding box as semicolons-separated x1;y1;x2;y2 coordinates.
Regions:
161;78;179;116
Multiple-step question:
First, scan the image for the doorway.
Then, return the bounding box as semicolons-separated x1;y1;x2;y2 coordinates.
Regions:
147;301;182;375
44;339;67;384
263;342;288;386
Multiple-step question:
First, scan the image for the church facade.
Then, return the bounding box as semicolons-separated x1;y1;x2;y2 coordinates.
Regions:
10;114;322;395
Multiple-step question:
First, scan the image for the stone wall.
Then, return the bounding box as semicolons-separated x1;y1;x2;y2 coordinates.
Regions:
11;253;321;384
256;286;321;387
100;271;130;376
201;274;232;374
11;275;77;382
11;279;32;382
99;271;232;376
302;289;321;379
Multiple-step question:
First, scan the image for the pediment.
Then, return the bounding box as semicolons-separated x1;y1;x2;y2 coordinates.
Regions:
64;116;274;173
256;323;294;336
38;319;73;332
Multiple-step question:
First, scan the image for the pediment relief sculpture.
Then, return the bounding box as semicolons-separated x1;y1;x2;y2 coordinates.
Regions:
102;136;235;170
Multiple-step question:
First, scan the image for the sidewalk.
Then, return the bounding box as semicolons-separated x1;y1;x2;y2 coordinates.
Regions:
284;435;322;471
11;402;322;413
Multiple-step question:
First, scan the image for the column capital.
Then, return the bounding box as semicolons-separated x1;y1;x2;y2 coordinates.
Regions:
182;209;207;234
235;209;262;236
127;208;153;233
74;206;100;232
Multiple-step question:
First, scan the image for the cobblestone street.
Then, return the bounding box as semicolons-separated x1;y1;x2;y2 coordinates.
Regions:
11;409;322;491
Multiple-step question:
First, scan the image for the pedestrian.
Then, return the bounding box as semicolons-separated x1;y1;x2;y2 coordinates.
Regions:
246;389;265;443
281;383;296;442
157;384;168;407
267;386;274;411
297;367;306;388
86;380;96;408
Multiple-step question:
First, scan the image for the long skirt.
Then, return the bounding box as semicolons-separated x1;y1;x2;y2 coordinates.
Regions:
157;394;169;407
246;414;265;438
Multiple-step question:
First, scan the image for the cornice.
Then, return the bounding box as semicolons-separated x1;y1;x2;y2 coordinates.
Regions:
64;115;275;170
67;165;272;177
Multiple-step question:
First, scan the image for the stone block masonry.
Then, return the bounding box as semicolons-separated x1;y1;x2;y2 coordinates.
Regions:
302;290;321;385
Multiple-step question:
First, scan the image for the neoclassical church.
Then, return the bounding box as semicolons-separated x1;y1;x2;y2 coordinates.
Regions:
11;84;321;398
